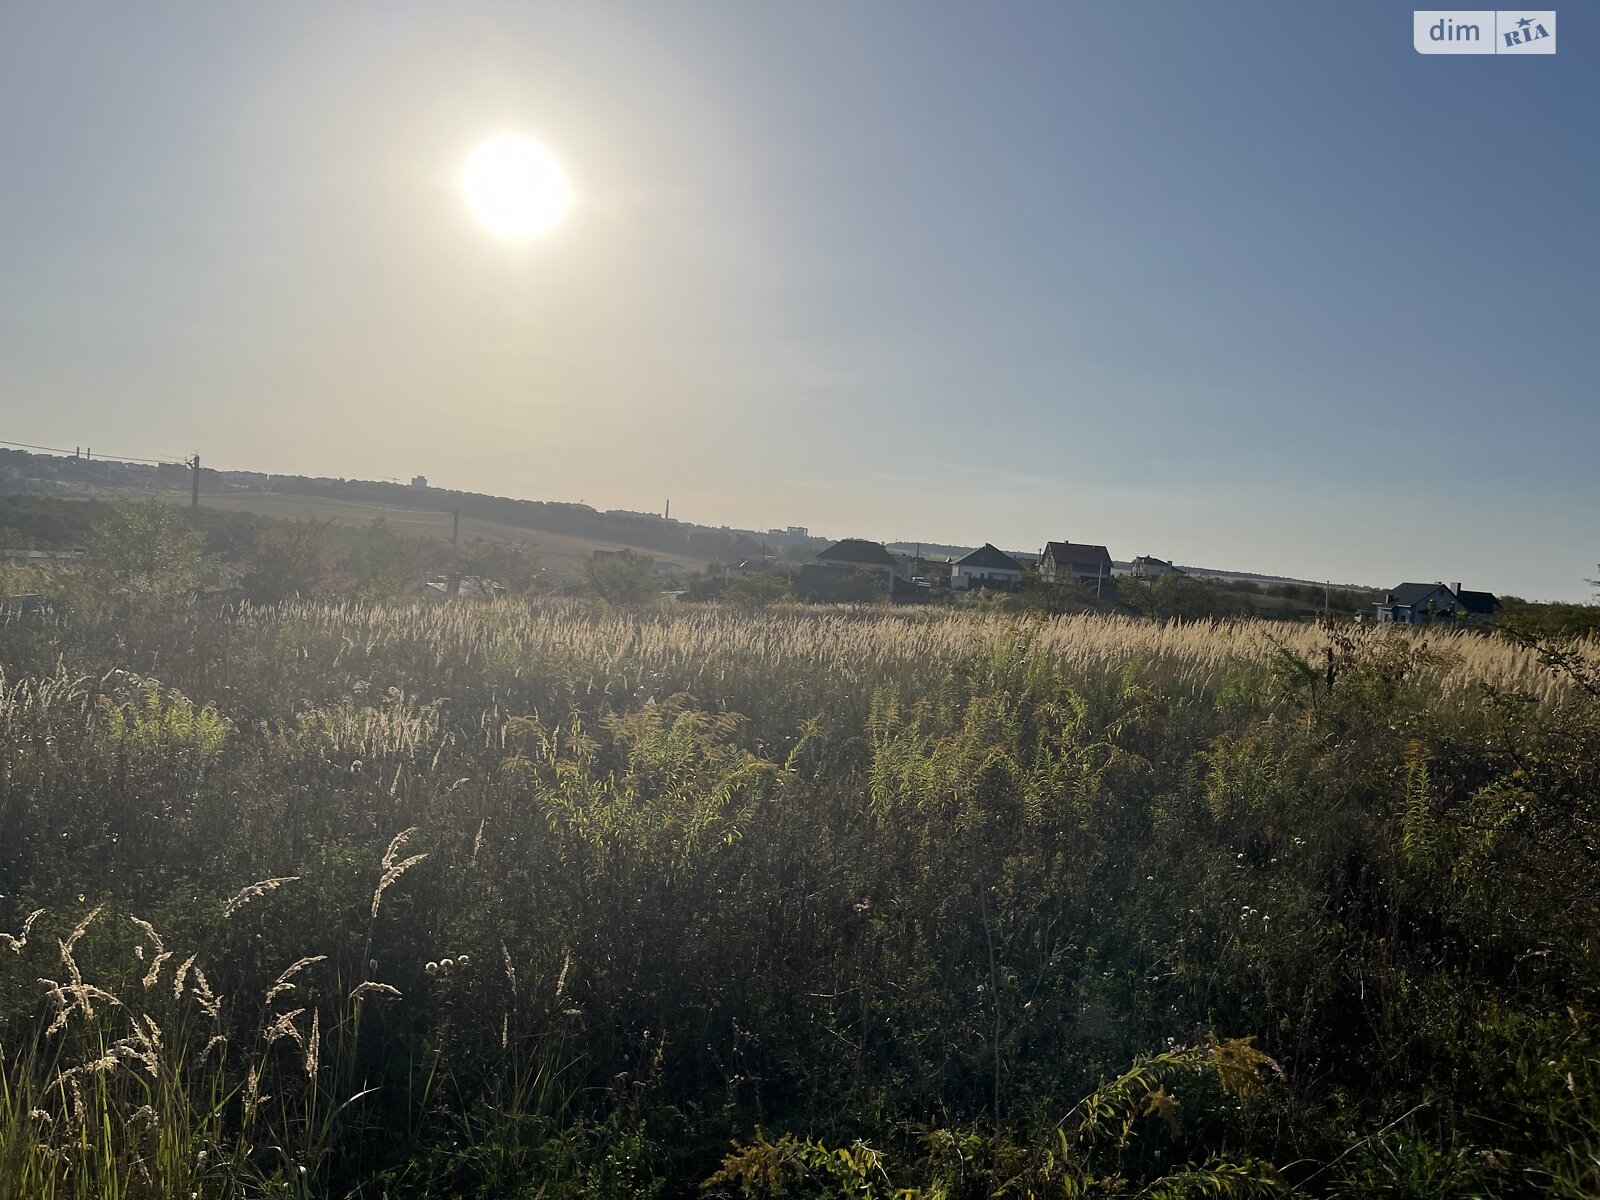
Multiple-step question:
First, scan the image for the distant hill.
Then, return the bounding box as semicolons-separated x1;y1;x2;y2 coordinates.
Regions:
157;490;711;575
0;447;820;574
1177;564;1379;592
3;446;1380;590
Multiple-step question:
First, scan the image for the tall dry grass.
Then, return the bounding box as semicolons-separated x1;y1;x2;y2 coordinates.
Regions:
1;595;1597;1197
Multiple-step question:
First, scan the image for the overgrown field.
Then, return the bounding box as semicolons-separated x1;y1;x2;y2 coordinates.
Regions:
2;599;1599;1198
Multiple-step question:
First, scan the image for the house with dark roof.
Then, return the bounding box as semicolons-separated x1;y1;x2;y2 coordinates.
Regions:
951;543;1024;591
1039;540;1114;585
816;538;899;583
1375;582;1498;625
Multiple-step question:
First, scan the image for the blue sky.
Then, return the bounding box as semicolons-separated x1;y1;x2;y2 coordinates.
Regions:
1;3;1595;598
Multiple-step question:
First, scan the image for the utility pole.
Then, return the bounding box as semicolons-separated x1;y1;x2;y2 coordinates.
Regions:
450;509;461;595
1324;580;1330;614
190;454;200;510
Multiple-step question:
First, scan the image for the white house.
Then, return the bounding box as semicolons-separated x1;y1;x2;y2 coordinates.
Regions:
1129;555;1180;580
951;543;1025;591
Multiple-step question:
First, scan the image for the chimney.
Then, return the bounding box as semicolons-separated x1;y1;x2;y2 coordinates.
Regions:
1450;582;1461;595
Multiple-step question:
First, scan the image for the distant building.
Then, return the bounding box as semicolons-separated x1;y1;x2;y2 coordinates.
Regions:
1375;582;1498;624
422;575;501;601
951;543;1025;591
787;526;809;539
411;475;428;490
654;561;684;574
1129;555;1181;580
0;549;83;562
816;538;898;584
1039;541;1114;585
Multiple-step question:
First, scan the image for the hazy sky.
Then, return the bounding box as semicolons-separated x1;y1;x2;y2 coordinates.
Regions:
2;4;1595;598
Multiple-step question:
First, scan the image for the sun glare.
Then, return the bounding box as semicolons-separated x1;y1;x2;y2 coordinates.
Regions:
461;135;571;239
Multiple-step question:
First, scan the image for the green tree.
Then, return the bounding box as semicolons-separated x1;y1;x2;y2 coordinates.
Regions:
239;519;343;604
1152;572;1235;621
1006;569;1104;616
342;519;428;600
582;549;660;605
456;539;548;595
85;500;212;603
723;570;793;610
796;565;891;604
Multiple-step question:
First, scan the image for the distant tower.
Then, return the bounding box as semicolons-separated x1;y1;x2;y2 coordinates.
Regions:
664;499;671;520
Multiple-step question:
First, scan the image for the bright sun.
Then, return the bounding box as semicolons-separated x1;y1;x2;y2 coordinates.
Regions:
461;135;571;239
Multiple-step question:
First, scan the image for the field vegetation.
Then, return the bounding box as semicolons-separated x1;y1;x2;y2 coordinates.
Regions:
1;503;1599;1197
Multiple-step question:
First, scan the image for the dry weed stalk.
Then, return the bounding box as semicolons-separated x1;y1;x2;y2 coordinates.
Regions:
192;964;222;1018
349;981;401;1004
372;826;428;919
127;915;164;954
172;953;197;999
1;907;46;953
501;943;517;993
265;956;326;1005
223;875;301;917
63;905;102;955
264;1007;306;1049
304;1010;320;1079
140;950;174;990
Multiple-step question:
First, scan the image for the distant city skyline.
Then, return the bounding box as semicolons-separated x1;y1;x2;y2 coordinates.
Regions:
2;4;1596;600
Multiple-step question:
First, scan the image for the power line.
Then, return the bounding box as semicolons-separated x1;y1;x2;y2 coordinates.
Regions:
0;437;186;466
